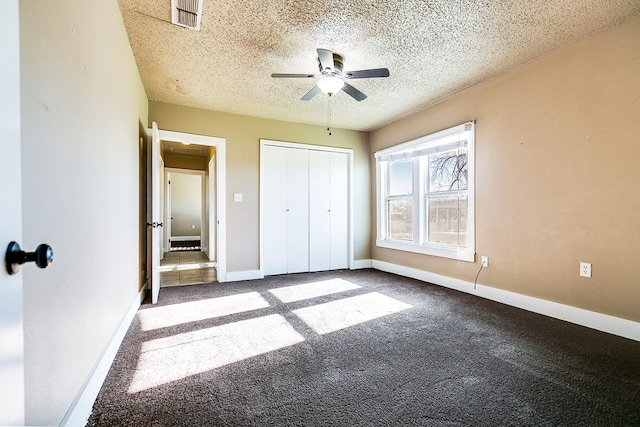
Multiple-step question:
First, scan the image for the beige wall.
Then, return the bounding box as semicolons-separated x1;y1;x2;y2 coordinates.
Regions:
20;0;148;424
165;154;207;170
371;16;640;322
149;102;371;273
170;172;203;237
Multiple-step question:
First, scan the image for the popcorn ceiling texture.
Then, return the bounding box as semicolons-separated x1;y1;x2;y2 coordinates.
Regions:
117;0;640;131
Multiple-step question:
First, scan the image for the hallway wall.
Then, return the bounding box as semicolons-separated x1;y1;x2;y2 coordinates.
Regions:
19;0;148;424
170;173;203;238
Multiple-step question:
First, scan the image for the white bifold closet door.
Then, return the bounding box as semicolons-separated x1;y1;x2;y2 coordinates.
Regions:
263;144;348;276
309;150;348;271
263;145;309;275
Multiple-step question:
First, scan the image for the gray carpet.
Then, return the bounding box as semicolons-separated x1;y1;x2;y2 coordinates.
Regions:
87;269;640;426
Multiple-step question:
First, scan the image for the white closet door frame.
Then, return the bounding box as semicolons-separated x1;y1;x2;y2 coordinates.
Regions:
259;139;354;277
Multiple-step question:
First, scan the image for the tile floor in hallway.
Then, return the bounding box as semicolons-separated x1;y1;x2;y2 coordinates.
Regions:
160;251;217;287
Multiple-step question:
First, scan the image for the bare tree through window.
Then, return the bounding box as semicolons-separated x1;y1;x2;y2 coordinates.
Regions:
429;150;468;191
428;149;468;246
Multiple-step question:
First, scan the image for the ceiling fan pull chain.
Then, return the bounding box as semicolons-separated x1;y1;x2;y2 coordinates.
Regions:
327;94;332;136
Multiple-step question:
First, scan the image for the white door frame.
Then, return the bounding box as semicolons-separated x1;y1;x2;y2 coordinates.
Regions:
259;139;354;277
208;155;217;261
159;157;165;259
157;130;227;282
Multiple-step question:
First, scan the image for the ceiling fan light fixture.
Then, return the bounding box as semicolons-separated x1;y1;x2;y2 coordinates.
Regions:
317;76;344;95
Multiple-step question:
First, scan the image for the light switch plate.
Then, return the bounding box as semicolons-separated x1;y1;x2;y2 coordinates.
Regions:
580;261;591;278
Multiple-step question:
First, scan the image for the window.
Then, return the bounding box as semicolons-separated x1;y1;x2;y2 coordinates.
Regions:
375;122;475;261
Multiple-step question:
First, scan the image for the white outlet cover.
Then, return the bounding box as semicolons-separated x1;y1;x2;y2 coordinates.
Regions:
234;193;243;202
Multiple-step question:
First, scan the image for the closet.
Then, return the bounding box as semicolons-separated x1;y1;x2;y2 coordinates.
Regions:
261;141;350;276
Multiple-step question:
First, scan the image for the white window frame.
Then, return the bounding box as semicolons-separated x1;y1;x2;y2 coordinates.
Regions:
374;122;475;262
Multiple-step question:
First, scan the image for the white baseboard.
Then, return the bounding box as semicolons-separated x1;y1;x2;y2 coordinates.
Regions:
225;269;264;282
351;259;373;269
372;260;640;342
171;236;201;242
61;284;147;426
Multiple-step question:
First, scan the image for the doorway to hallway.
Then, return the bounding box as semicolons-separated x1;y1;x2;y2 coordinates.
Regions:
160;250;216;287
149;127;227;299
165;169;205;254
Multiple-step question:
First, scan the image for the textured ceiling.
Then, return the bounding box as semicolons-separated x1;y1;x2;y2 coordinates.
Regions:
118;0;640;132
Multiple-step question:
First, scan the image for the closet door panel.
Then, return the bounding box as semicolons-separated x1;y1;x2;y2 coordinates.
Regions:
309;150;331;271
330;152;349;269
262;145;288;275
285;148;309;273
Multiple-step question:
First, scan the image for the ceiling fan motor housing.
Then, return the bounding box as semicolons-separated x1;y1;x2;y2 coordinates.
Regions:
319;53;344;74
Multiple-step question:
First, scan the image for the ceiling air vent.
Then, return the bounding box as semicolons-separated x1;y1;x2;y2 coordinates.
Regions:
171;0;203;31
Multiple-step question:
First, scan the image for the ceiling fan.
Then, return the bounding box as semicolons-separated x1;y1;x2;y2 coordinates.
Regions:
271;48;390;101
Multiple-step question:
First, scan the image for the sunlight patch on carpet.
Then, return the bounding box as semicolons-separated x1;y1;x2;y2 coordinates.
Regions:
128;314;305;393
269;278;361;303
138;292;270;331
292;292;412;335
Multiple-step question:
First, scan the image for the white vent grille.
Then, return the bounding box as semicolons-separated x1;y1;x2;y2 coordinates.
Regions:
171;0;203;31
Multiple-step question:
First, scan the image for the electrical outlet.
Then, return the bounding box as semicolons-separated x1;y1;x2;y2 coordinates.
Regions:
481;256;488;268
580;262;591;278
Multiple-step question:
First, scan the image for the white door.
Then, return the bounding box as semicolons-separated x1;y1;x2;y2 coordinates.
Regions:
0;0;25;423
309;150;349;271
309;150;332;271
147;122;161;304
262;145;288;275
285;148;309;273
329;152;349;269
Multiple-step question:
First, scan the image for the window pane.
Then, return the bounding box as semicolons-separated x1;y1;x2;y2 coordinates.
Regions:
387;199;413;240
427;196;467;247
389;161;413;196
428;150;467;192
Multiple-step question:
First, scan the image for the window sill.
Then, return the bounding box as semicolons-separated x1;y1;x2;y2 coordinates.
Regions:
376;239;474;262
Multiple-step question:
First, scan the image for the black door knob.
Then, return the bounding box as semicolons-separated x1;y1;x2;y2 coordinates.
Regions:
5;241;54;275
